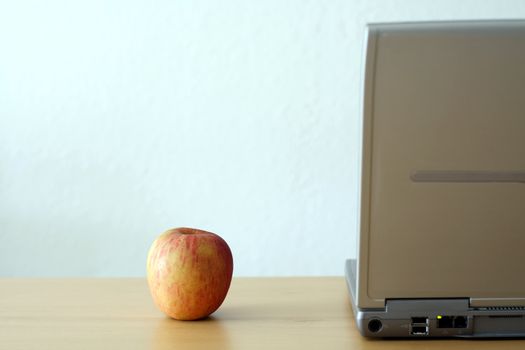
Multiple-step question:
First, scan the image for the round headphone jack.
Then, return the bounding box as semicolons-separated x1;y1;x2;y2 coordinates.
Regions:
368;319;383;333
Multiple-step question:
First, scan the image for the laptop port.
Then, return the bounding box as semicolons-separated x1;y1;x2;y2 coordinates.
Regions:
437;316;467;328
411;317;427;324
454;316;467;328
411;325;428;335
368;319;383;333
437;316;454;328
410;316;429;335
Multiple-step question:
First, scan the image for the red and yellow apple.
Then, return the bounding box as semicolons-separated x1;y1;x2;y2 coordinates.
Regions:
146;227;233;320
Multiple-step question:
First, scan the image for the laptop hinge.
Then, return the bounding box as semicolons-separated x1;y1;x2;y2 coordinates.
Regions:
385;298;470;312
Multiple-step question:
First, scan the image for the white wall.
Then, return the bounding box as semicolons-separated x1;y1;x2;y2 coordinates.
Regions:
1;0;524;277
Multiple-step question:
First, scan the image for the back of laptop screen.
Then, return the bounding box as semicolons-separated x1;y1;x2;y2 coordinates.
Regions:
363;23;525;305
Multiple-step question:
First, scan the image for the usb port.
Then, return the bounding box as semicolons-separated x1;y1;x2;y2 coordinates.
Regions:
410;316;429;335
411;325;428;335
411;317;427;324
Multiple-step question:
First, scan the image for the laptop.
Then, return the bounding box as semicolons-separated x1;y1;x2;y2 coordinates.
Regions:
345;21;525;338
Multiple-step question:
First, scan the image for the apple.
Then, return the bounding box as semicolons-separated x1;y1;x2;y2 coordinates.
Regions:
146;227;233;320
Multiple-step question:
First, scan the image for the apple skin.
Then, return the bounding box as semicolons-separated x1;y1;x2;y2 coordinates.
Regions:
146;227;233;320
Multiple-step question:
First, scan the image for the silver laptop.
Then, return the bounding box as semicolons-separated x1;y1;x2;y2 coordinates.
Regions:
345;21;525;338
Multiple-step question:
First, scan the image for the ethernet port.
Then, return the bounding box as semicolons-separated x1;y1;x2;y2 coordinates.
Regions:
437;316;454;328
454;316;467;328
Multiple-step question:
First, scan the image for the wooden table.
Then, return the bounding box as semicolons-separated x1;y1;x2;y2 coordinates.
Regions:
1;277;524;349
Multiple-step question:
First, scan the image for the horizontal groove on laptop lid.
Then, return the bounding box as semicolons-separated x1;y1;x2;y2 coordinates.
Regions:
410;170;525;183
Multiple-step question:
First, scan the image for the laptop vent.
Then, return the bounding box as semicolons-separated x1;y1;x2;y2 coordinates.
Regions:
486;306;525;311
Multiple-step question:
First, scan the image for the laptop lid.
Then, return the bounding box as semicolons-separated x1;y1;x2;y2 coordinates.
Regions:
356;21;525;309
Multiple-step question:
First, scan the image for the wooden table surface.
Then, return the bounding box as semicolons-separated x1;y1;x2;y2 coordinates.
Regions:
1;277;524;349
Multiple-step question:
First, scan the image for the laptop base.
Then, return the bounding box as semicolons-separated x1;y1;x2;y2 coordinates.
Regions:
345;259;525;338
